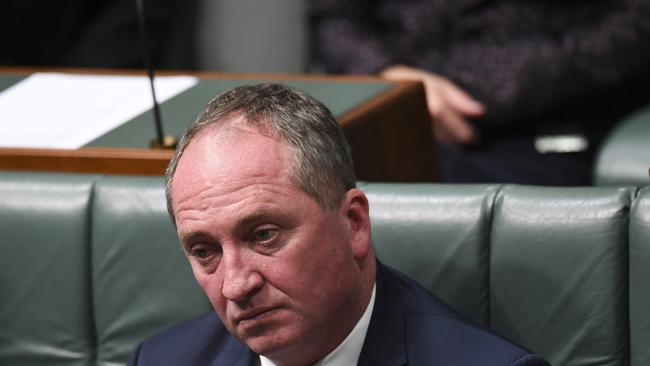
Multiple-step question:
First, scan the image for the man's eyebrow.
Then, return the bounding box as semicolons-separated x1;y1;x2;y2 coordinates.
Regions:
177;211;283;246
236;211;277;228
178;231;212;247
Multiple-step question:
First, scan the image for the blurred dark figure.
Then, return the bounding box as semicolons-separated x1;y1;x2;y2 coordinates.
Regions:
0;0;197;69
310;0;650;185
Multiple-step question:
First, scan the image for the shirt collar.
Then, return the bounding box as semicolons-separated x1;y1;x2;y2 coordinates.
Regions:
260;284;377;366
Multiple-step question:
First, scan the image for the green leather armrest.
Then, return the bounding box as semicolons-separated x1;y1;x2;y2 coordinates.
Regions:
630;186;650;366
594;106;650;186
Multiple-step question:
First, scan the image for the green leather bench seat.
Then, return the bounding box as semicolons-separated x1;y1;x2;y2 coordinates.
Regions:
1;171;649;366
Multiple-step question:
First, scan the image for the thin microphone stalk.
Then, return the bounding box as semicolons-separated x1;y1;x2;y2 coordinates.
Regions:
136;0;176;149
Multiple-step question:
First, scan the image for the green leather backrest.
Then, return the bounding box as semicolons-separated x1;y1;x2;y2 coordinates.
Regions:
368;183;637;366
0;172;96;366
0;173;211;366
364;183;497;325
91;176;211;366
489;186;633;366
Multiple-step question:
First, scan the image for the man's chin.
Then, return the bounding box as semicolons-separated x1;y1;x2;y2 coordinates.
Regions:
241;330;303;358
229;310;285;340
237;322;306;358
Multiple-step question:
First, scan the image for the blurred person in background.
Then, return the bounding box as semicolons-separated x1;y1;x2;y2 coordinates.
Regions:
310;0;650;185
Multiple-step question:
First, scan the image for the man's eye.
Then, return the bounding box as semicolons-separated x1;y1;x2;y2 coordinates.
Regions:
193;248;210;258
253;228;277;242
189;245;219;261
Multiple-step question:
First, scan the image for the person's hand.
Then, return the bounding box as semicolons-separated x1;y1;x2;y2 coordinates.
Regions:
381;65;485;145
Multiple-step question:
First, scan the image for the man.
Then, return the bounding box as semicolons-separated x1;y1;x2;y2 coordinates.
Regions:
128;84;549;365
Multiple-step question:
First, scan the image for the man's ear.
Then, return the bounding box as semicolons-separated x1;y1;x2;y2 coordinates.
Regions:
341;188;372;259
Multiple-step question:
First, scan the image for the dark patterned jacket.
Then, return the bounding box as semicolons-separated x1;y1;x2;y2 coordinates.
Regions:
310;0;650;137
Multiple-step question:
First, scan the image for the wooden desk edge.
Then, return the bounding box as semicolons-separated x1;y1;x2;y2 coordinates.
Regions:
338;80;422;127
0;68;428;179
0;147;173;176
0;66;396;83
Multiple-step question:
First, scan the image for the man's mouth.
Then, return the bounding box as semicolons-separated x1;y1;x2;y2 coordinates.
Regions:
234;307;281;325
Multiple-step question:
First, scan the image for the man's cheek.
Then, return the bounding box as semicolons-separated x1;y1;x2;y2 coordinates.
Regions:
195;277;225;311
206;286;225;306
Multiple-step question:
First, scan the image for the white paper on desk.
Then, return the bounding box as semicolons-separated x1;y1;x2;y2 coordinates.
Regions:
0;72;198;149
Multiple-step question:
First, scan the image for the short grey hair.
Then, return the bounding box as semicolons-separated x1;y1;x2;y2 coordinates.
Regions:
165;83;356;221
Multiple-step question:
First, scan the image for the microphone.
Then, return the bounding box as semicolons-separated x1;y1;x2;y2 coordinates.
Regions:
136;0;177;149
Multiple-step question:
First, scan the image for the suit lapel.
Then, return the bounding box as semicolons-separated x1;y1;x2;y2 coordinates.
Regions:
358;262;407;366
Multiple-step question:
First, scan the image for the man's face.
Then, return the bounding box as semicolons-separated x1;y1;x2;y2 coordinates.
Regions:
171;122;372;363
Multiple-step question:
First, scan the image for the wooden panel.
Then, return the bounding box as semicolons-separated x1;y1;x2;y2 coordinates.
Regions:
342;81;437;181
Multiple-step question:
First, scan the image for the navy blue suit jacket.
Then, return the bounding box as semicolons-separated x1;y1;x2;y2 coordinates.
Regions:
128;263;549;365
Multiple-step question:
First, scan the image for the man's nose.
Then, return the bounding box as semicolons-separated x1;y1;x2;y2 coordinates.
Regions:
221;250;264;302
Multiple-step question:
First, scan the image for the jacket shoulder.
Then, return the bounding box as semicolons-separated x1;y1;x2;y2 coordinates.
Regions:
378;265;549;365
127;312;232;366
405;313;549;366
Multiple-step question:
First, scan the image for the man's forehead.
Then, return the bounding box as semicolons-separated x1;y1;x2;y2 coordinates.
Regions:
172;124;293;194
188;119;283;159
